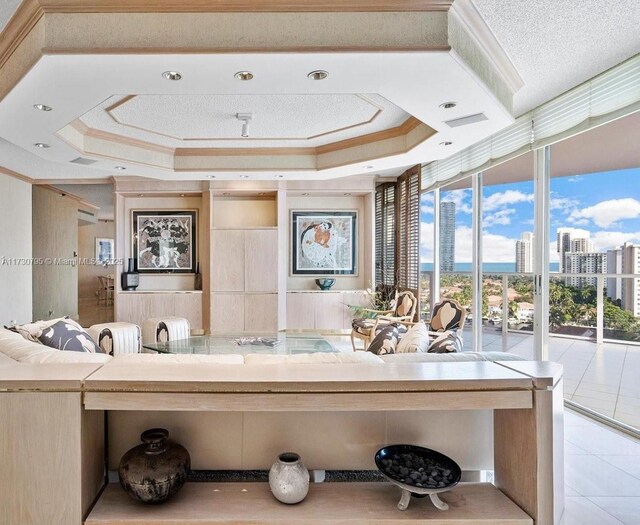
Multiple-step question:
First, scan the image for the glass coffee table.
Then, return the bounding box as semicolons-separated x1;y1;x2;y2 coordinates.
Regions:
143;333;337;356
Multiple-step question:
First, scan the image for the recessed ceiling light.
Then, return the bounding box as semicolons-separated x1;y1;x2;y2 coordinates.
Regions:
34;142;49;148
115;166;126;170
222;192;231;196
258;192;265;196
275;175;284;179
307;70;329;80
138;194;144;197
180;194;185;197
440;141;453;146
162;71;182;81
363;165;373;169
234;71;254;81
302;193;309;196
206;175;216;179
240;175;249;179
344;193;352;196
439;102;457;109
34;104;52;112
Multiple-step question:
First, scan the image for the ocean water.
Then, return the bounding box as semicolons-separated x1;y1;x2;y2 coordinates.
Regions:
420;262;560;273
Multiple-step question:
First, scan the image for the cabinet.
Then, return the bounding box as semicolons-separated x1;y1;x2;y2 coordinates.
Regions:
116;292;203;330
211;228;278;332
286;291;369;331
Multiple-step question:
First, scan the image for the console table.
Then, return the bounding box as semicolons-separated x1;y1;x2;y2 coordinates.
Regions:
0;360;564;525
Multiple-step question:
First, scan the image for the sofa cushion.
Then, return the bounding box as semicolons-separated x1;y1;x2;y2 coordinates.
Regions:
38;319;102;353
245;352;383;365
113;353;244;365
396;322;429;353
0;328;111;364
428;330;463;353
367;325;399;355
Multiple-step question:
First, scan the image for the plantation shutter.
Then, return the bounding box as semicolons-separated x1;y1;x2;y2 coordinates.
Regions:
396;165;421;293
375;182;396;286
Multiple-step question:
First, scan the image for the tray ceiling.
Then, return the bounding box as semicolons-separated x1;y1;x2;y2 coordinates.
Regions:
77;93;409;147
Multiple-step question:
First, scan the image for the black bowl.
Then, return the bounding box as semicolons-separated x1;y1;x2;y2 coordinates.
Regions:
375;444;461;495
315;278;336;290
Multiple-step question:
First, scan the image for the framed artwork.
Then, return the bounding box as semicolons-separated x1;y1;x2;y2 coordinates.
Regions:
291;211;357;275
95;237;114;264
132;211;197;273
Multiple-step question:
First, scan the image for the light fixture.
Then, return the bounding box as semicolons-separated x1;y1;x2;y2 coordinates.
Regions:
222;192;231;196
206;175;216;179
138;194;144;197
302;193;309;196
258;192;265;196
34;142;49;148
236;113;252;138
115;166;126;171
307;70;328;80
240;175;249;179
162;71;182;81
344;193;352;196
234;71;254;81
363;165;373;169
180;194;185;197
34;104;52;112
275;175;284;179
440;141;453;146
439;102;457;109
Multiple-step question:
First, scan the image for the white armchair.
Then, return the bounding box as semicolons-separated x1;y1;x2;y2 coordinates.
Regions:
87;322;141;356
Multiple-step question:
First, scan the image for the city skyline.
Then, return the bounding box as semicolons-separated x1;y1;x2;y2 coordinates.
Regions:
421;167;640;265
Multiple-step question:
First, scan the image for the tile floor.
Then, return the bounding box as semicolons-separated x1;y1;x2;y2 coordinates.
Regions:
561;410;640;524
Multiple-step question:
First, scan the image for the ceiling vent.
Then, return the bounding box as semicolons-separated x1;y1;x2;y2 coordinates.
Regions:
444;113;488;128
69;157;98;166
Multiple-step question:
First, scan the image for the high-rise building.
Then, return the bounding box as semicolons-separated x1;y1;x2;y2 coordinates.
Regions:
565;252;607;287
570;237;594;254
515;232;534;273
607;242;640;317
557;229;573;273
439;201;455;272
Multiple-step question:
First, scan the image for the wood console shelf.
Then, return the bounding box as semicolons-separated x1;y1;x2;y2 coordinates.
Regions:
86;482;533;525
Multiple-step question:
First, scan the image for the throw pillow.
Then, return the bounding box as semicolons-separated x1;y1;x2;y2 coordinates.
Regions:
427;330;463;354
396;322;429;353
367;324;399;355
15;317;69;342
38;319;102;353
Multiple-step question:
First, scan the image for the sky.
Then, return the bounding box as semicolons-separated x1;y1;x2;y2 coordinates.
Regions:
420;167;640;264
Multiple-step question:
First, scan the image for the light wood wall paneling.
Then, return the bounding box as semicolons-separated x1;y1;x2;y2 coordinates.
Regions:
286;293;316;329
244;293;278;332
245;229;278;292
211;230;245;291
32;186;79;321
0;392;91;525
277;189;287;331
211;293;245;332
81;408;105;519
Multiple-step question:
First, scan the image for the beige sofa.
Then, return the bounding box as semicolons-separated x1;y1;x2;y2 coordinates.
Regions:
0;327;523;366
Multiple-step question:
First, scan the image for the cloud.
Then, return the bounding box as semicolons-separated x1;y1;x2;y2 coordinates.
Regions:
483;208;515;227
435;225;519;263
567;176;583;183
420;222;434;263
421;204;434;216
569;198;640;228
591;231;640;252
550;194;580;214
484;190;533;212
441;189;472;214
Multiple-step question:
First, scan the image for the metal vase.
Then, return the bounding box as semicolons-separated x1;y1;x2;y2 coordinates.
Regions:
118;428;191;504
268;452;310;504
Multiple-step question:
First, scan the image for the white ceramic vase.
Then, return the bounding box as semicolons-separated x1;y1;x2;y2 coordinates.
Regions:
268;452;309;504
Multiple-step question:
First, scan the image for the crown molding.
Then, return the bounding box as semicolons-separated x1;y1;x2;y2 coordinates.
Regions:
449;0;524;94
0;165;35;184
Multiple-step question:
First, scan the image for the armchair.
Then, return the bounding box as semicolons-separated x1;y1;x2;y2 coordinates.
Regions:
350;290;417;351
